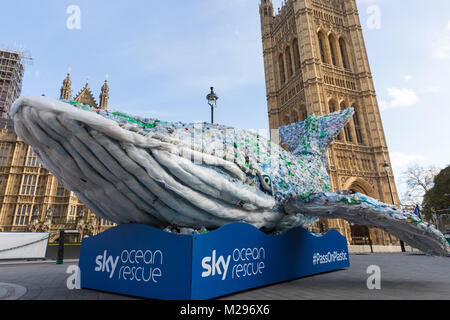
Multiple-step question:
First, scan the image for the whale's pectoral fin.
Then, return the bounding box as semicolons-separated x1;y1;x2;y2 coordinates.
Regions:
284;192;450;257
278;108;355;157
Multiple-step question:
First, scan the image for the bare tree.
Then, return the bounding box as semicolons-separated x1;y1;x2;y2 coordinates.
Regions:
400;165;439;211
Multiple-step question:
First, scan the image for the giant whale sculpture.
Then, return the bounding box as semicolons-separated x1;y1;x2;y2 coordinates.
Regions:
10;96;450;256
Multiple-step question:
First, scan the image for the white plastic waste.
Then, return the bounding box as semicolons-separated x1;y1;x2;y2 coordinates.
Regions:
10;96;450;256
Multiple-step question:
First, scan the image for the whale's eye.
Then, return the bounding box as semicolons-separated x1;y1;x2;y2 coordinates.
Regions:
260;174;273;194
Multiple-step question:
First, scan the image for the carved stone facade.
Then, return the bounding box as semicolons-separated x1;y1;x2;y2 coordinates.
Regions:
0;75;114;241
259;0;401;246
60;73;109;111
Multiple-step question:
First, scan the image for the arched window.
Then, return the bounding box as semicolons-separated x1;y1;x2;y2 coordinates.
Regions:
292;110;299;123
353;106;364;145
318;31;328;64
330;101;340;141
329;100;336;113
293;39;301;70
285;46;293;78
299;105;308;121
339;38;349;70
344;126;352;142
279;53;286;85
341;102;352;142
328;34;338;66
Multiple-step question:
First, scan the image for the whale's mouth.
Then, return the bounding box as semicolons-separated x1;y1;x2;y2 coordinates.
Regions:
11;95;158;225
11;96;169;149
10;96;278;230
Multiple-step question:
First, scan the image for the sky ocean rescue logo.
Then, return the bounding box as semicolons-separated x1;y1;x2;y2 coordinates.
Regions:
201;247;266;281
94;249;163;283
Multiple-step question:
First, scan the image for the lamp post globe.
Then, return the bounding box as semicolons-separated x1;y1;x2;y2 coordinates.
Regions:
206;87;218;124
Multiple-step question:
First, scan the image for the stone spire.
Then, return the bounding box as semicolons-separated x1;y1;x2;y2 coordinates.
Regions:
73;78;98;108
60;72;72;100
99;75;109;111
259;0;274;19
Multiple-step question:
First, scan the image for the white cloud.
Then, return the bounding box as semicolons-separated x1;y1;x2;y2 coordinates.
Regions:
434;44;450;60
389;153;448;205
379;87;419;110
433;21;450;60
390;152;426;171
390;152;427;201
403;75;413;81
421;86;441;94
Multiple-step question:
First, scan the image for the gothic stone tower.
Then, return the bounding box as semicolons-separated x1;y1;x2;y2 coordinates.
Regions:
60;73;110;111
259;0;401;246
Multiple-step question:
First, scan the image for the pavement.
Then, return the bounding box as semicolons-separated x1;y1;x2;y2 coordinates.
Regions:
0;253;450;301
1;253;450;300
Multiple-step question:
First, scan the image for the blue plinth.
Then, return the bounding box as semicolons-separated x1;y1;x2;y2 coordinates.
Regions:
79;223;350;300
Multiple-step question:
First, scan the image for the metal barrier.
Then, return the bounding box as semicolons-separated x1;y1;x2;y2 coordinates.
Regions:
0;232;50;260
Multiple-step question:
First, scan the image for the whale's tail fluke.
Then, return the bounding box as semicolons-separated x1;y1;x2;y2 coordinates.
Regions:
278;108;354;161
285;192;450;256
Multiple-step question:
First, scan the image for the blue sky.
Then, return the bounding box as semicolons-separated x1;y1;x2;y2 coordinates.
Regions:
1;0;449;200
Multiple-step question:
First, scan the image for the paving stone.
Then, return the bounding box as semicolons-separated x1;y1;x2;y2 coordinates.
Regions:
0;283;27;300
0;253;449;300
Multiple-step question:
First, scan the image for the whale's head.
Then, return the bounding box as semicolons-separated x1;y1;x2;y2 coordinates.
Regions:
9;95;280;228
9;95;184;226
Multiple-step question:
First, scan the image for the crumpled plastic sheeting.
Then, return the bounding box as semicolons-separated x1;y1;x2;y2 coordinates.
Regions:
279;108;355;156
163;226;209;235
285;192;450;256
60;99;352;205
10;96;352;228
9;96;450;256
10;96;284;230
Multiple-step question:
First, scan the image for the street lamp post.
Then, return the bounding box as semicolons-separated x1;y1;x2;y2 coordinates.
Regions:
383;161;406;252
56;229;65;265
206;87;219;124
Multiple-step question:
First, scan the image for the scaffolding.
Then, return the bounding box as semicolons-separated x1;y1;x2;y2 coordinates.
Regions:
0;48;33;118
